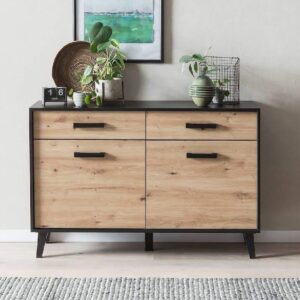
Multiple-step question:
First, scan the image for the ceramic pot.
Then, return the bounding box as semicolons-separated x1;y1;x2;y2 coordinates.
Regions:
73;92;85;108
188;75;215;107
95;78;124;101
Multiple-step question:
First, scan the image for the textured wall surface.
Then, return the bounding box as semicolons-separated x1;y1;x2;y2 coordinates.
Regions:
0;0;300;232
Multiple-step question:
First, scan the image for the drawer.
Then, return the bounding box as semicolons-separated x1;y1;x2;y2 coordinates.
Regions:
34;111;145;140
34;140;145;228
147;141;257;229
147;112;257;140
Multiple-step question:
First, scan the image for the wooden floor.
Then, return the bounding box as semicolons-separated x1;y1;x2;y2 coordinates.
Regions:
1;243;300;278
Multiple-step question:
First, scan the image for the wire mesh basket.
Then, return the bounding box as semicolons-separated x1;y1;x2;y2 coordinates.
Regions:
206;56;240;104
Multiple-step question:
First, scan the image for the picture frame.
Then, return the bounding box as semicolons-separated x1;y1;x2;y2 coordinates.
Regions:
74;0;164;63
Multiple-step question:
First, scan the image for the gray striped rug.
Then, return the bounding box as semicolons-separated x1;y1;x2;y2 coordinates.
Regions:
0;278;300;300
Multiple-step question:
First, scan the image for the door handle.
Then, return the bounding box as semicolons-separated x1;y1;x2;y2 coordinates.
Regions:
73;123;105;129
186;123;218;130
74;152;106;158
186;153;218;159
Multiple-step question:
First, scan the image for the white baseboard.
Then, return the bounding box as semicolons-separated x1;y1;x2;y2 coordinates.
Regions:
1;230;300;243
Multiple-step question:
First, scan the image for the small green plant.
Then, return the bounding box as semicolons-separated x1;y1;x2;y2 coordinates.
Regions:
214;79;230;97
179;54;216;78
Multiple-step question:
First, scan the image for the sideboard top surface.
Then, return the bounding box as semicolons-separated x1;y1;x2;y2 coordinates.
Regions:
30;100;261;112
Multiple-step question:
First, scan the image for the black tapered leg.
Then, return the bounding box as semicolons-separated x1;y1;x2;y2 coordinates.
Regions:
36;232;47;258
145;233;153;251
243;233;247;245
244;233;255;259
45;232;51;243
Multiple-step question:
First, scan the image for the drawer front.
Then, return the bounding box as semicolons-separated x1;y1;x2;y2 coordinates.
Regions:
147;141;257;229
34;140;145;229
147;112;257;140
34;111;145;140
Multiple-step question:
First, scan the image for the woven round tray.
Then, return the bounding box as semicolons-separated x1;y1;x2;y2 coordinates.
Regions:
52;41;98;92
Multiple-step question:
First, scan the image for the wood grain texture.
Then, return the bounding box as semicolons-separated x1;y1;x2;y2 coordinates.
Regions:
146;141;257;229
146;112;257;140
34;140;145;229
34;111;145;140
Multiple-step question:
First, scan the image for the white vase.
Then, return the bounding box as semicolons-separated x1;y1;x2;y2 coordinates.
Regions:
73;92;85;108
95;78;123;101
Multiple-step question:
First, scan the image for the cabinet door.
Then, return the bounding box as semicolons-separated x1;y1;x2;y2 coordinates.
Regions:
147;141;257;229
34;140;145;229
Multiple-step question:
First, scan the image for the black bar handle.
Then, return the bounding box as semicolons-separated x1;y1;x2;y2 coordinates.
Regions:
186;153;218;159
186;123;218;130
73;123;105;129
74;152;106;158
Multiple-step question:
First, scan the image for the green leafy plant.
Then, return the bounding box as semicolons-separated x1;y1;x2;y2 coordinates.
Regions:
85;22;126;81
180;54;216;78
214;79;230;97
79;23;126;107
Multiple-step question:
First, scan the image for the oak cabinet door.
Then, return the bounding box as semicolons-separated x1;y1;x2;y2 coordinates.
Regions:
146;141;257;229
34;140;145;229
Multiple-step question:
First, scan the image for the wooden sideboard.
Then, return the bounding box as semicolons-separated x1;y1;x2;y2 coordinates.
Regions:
30;101;260;259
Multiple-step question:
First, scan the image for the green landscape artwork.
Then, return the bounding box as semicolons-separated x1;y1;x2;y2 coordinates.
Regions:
84;0;154;43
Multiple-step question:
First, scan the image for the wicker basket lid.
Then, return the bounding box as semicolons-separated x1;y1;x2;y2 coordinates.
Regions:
52;41;98;92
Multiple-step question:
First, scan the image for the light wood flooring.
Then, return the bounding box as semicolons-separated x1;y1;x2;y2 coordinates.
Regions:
1;243;300;278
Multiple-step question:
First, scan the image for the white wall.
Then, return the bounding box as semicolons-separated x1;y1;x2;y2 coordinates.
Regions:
1;0;300;236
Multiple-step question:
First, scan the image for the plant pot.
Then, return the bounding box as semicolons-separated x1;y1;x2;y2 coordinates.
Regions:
188;75;215;107
95;78;124;101
73;92;85;108
213;88;225;105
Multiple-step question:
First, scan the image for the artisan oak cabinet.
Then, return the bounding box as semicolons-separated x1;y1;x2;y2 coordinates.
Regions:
30;101;260;258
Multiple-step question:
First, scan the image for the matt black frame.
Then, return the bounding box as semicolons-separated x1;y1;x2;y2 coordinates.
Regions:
73;0;164;63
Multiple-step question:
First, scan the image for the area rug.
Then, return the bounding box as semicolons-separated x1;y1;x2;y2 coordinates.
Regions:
1;277;300;300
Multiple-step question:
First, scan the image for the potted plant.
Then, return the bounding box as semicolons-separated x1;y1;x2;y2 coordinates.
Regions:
180;54;216;107
213;79;230;105
68;68;102;108
82;22;126;104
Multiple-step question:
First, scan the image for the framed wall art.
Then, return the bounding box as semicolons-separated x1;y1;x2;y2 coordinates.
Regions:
74;0;164;63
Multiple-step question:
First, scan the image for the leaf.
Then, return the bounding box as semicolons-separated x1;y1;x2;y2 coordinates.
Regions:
95;96;102;107
84;66;93;77
89;22;103;42
96;57;106;65
81;75;93;86
180;55;193;63
116;57;125;68
90;42;98;53
189;64;194;77
68;88;74;97
84;94;91;105
97;41;111;53
224;90;230;97
194;62;198;74
118;51;127;59
111;39;120;48
93;26;113;46
192;54;205;61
